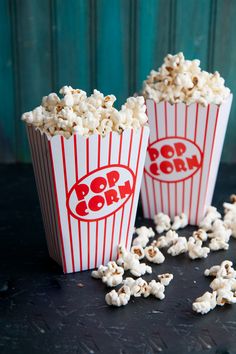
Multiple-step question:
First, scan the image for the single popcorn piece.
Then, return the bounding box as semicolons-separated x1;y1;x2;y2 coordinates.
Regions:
198;206;221;231
105;285;131;307
149;280;165;300
187;237;210;260
210;219;232;242
22;86;148;138
142;52;230;106
216;288;236;306
209;238;229;251
131;245;145;260
158;273;174;286
91;265;108;279
209;277;232;291
171;213;188;230
192;291;217;314
132;226;155;247
167;237;188;256
154;229;178;249
154;213;171;234
129;278;151;298
144;246;165;264
205;260;236;279
192;229;208;242
204;265;220;277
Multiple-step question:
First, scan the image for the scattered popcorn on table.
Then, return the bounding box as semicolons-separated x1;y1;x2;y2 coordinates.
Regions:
158;273;174;286
144;246;165;264
167;237;188;256
105;285;131;307
192;291;217;314
149;280;165;300
198;206;221;231
209;238;229;251
22;86;148;138
192;229;208;242
187;237;210;260
142;52;230;106
154;213;171;234
128;278;151;298
132;226;155;247
154;230;178;249
171;213;188;230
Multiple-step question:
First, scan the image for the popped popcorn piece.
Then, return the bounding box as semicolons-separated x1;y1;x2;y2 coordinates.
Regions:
216;288;236;306
129;278;151;298
154;213;171;234
149;280;165;300
142;52;230;106
192;291;217;314
105;285;131;307
92;261;124;287
198;206;221;231
204;265;220;277
130;262;152;278
187;237;210;260
158;273;174;286
22;86;148;138
209;238;229;251
131;245;145;260
154;229;178;249
132;226;155;247
144;246;165;264
167;237;188;256
210;219;232;242
209;277;232;291
171;213;188;230
192;229;208;242
205;260;236;279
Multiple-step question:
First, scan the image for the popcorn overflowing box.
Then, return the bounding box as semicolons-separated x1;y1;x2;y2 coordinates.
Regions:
22;87;149;273
141;53;233;225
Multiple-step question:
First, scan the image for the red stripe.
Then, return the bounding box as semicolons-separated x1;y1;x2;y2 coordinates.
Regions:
110;213;116;260
48;140;67;272
202;107;220;218
102;218;107;264
61;137;75;272
195;105;210;224
175;104;177;136
118;133;123;164
78;221;83;270
108;132;112;165
144;172;151;218
160;182;164;212
175;182;177;216
86;138;89;173
74;135;78;181
128;130;134;166
184;105;188;137
98;135;101;168
167;184;171;217
188;104;199;223
152;178;157;215
164;102;168;136
125;128;144;247
87;223;90;269
95;221;99;267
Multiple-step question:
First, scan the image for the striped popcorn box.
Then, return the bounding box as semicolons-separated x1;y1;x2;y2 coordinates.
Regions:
27;125;149;273
141;95;233;225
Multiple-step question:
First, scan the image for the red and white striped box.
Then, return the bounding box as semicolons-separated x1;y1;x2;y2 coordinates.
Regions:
141;95;233;225
27;126;150;273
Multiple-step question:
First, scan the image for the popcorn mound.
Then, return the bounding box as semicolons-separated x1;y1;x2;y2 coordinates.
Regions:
91;194;236;310
21;86;148;138
142;52;230;106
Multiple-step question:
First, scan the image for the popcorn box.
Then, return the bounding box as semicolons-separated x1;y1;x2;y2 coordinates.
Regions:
141;95;233;225
27;126;149;273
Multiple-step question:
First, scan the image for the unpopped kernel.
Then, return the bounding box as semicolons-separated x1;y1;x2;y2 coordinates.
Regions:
22;87;148;138
142;52;230;106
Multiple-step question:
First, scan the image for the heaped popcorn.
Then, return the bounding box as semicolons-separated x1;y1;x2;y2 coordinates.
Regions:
154;213;171;234
22;87;148;138
154;229;179;249
142;52;230;106
171;213;188;231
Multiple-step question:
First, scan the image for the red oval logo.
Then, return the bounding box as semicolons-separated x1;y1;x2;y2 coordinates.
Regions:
67;165;135;221
144;137;203;183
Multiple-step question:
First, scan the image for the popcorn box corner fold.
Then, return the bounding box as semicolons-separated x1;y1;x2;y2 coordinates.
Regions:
141;95;233;225
26;126;150;273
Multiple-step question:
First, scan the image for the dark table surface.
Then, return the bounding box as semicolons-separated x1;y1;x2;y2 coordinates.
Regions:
1;163;236;354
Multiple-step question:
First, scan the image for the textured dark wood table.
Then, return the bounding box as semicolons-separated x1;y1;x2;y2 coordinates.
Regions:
0;164;236;354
